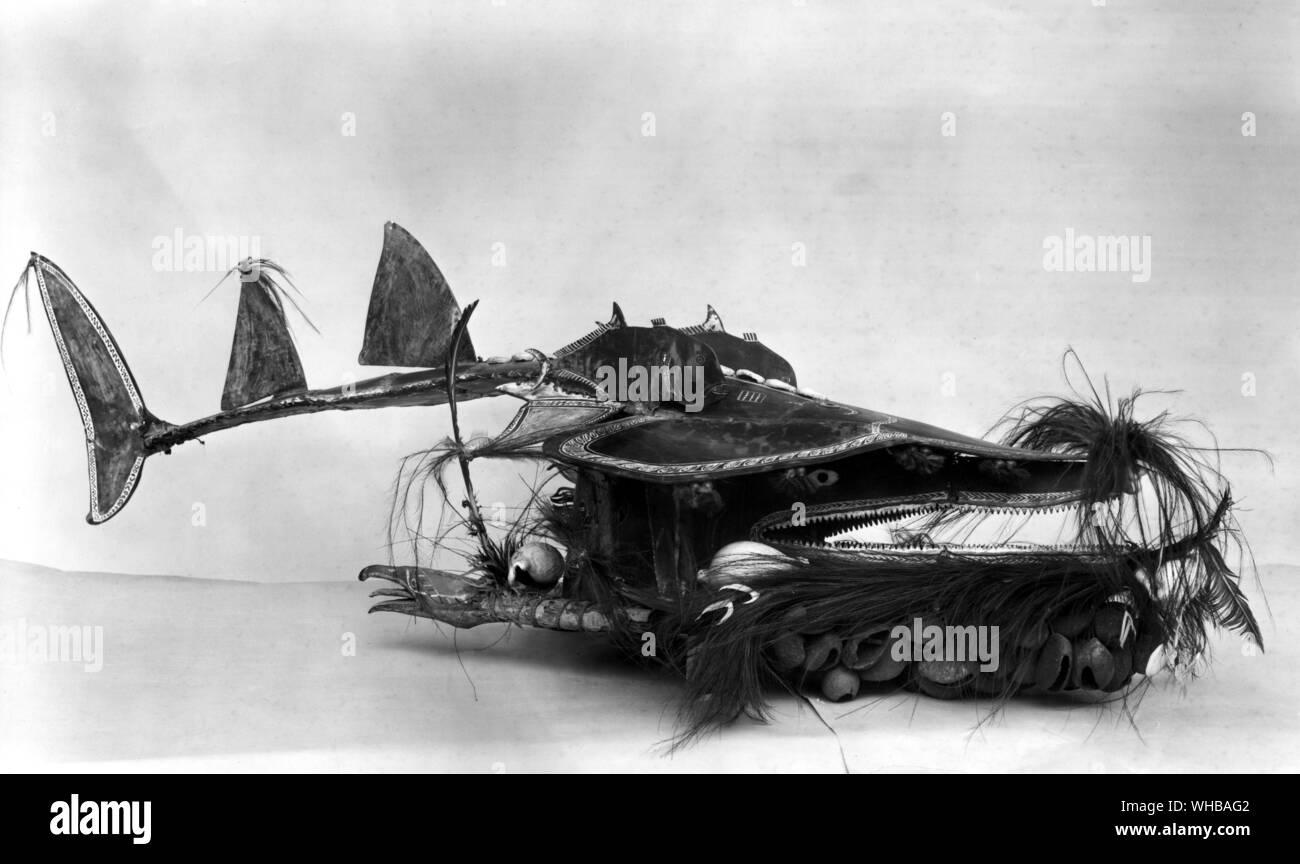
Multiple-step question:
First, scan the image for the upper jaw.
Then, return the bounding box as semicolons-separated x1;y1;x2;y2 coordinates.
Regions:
750;489;1109;555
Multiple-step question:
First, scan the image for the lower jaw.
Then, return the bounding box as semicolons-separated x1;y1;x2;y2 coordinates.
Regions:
752;497;1125;557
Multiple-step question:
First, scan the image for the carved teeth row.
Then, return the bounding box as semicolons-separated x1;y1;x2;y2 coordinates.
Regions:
801;503;942;528
819;541;1108;553
760;496;1083;525
759;497;1093;553
795;499;1083;528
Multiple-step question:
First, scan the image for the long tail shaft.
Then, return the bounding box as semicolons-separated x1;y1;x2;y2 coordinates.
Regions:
144;359;542;454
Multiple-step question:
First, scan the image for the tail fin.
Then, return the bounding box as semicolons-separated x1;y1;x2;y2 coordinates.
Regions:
19;254;170;523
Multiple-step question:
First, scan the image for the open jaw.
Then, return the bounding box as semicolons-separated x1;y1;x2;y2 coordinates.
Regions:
750;489;1114;556
361;565;496;625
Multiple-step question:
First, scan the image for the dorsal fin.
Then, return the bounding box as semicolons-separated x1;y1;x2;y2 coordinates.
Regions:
555;302;627;358
359;222;475;367
221;266;308;410
678;305;726;335
702;305;725;332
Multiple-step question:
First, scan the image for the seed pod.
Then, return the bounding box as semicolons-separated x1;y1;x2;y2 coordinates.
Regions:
1050;607;1092;639
917;658;977;685
820;666;860;702
781;606;808;629
858;654;908;682
781;605;832;636
842;627;891;670
857;631;908;682
1132;627;1165;676
1034;633;1073;691
1131;610;1166;667
1093;604;1135;649
1071;637;1116;691
914;675;971;700
802;633;842;673
1104;648;1134;693
770;633;805;671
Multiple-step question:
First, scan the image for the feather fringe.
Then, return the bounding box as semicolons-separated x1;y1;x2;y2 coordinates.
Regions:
666;549;1149;746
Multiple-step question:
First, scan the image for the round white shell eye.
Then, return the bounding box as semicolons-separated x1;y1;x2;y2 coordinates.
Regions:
809;468;838;488
507;542;565;587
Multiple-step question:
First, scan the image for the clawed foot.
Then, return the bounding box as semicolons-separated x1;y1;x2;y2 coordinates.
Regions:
359;564;498;627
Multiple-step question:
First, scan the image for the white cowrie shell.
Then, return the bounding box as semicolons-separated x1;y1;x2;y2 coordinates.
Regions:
699;541;789;587
507;542;565;587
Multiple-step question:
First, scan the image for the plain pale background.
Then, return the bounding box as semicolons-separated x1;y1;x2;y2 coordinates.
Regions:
1;0;1297;583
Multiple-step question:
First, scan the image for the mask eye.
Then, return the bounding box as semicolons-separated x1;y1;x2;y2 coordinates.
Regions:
809;468;838;488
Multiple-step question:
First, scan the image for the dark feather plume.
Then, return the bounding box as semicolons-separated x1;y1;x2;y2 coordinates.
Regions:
991;360;1263;656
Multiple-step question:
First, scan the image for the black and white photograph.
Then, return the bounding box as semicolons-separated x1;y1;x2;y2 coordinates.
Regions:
0;0;1295;794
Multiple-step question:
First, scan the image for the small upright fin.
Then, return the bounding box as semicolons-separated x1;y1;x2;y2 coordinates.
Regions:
554;302;627;358
359;222;476;368
678;304;726;335
221;265;308;411
608;302;627;328
702;305;725;332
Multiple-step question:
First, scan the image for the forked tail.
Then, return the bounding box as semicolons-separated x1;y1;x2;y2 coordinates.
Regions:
14;253;169;523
